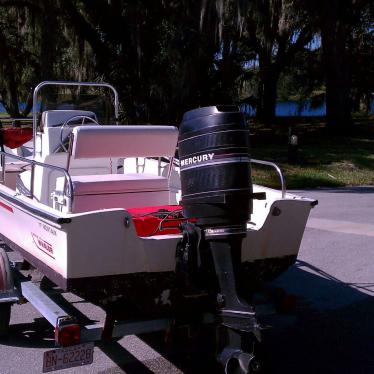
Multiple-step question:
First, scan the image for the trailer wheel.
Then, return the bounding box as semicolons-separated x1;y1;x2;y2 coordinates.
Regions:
0;248;13;338
0;303;11;338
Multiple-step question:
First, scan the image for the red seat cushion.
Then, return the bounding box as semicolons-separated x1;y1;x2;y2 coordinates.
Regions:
1;127;33;148
127;205;187;236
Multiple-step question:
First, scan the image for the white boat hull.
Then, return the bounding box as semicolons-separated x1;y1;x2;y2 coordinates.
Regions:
0;183;314;294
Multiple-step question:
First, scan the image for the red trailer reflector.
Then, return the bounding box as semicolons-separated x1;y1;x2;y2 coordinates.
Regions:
55;319;81;347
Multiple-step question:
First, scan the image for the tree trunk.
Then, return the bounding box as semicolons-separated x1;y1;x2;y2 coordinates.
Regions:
257;62;279;125
39;1;58;81
321;0;352;130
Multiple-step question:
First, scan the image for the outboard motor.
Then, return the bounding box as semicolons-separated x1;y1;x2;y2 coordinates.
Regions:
178;106;261;374
179;105;252;231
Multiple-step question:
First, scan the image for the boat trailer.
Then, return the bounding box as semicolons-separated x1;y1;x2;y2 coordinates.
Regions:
0;246;264;373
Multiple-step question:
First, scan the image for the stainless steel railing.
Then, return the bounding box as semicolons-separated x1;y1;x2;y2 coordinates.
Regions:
0;151;74;211
250;159;286;198
172;158;286;198
32;81;120;156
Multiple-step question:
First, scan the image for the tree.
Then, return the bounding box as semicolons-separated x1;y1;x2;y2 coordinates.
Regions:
0;1;95;118
243;1;314;123
201;0;314;124
0;5;38;117
59;0;223;123
0;0;371;126
303;0;372;129
350;2;374;113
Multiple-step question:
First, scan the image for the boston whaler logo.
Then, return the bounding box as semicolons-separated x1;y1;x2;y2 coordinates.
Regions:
180;153;214;167
31;233;54;258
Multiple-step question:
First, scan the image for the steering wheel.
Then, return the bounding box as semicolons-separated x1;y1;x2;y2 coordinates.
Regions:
58;115;101;152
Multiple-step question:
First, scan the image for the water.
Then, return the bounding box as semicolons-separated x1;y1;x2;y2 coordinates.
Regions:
241;99;326;117
0;102;28;114
241;99;374;117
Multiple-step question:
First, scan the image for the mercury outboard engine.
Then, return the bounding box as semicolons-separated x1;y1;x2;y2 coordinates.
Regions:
178;106;262;374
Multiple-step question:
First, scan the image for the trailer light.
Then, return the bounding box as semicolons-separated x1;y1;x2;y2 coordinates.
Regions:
55;317;81;347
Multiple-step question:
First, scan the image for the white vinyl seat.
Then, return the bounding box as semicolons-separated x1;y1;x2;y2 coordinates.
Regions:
68;173;168;195
41;110;97;128
53;125;179;213
55;173;170;212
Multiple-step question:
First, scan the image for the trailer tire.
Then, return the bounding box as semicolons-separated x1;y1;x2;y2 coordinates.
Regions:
0;247;13;338
0;303;11;338
0;248;13;292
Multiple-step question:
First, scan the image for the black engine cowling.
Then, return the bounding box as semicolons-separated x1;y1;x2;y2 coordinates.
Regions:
178;105;252;230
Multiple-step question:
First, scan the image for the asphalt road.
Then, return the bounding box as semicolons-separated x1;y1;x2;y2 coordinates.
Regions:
1;187;374;374
264;187;374;374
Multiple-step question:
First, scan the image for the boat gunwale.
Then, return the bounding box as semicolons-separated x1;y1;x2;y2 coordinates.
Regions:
0;188;71;225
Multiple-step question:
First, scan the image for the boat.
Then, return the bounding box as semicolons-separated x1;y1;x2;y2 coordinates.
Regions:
0;81;316;373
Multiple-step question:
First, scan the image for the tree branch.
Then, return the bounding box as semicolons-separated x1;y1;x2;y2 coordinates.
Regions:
59;0;113;69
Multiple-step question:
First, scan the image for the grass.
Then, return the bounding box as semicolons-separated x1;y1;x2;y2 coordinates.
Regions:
250;116;374;189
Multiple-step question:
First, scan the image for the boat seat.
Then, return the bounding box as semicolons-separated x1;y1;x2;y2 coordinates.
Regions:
55;173;170;213
69;125;178;159
52;125;179;213
67;173;168;195
41;110;97;128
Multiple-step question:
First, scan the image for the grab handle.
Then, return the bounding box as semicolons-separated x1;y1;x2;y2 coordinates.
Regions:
250;159;286;198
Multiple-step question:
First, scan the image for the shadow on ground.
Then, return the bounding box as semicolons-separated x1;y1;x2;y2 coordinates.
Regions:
1;260;373;373
0;317;54;349
261;261;374;374
139;260;374;373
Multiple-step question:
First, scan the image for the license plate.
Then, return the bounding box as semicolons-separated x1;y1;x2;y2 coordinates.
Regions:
42;342;94;372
